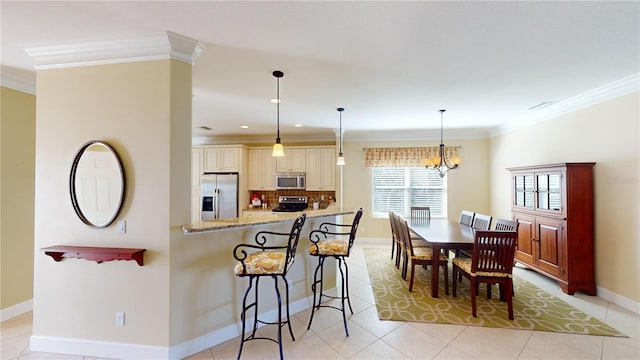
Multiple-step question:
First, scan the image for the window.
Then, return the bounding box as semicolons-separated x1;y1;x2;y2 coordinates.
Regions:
371;167;447;218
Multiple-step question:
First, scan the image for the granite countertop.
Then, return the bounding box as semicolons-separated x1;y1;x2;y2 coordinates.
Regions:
182;204;355;234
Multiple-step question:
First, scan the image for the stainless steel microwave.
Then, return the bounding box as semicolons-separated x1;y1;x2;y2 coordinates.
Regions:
275;172;305;190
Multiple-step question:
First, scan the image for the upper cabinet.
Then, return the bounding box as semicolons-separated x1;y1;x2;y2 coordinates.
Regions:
203;146;241;172
276;148;306;172
305;147;336;191
511;166;567;216
248;148;276;190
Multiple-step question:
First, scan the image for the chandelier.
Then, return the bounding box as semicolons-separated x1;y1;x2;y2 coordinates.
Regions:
423;109;461;178
272;70;285;157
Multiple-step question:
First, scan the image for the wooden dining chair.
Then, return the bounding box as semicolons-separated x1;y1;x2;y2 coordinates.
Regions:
493;218;519;297
472;213;492;231
391;212;430;277
410;206;431;221
452;230;518;320
388;212;402;267
459;210;475;226
394;214;449;293
494;218;519;232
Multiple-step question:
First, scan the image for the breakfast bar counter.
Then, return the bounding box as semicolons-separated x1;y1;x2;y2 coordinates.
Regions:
182;204;355;234
175;204;356;353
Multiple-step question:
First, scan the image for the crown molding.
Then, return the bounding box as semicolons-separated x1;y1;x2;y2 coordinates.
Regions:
0;66;36;95
345;128;491;142
24;31;204;70
491;73;640;137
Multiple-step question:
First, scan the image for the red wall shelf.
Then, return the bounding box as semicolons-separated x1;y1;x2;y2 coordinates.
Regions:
42;245;146;266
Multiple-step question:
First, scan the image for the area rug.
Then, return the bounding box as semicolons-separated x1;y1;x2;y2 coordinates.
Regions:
363;247;625;337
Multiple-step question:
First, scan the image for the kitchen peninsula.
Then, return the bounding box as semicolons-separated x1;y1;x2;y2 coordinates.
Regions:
182;203;354;233
178;204;356;352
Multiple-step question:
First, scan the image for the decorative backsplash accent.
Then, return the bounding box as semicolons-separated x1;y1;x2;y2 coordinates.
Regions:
247;190;336;209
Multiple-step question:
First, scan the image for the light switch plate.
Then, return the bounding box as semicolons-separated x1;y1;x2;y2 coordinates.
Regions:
118;220;126;234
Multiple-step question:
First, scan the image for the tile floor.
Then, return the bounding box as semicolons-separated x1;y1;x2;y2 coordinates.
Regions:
2;242;639;359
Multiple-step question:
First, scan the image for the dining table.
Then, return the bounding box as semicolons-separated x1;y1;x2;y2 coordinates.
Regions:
407;219;475;298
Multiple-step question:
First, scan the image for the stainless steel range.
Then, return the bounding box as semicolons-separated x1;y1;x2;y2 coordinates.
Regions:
272;196;308;212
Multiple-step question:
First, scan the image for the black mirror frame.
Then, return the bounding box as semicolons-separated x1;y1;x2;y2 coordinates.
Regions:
69;140;125;228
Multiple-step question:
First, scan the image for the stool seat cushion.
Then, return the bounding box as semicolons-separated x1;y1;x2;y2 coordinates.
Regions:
452;257;513;278
234;251;286;275
309;239;348;256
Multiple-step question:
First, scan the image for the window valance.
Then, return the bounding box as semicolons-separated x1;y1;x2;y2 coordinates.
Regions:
363;146;461;168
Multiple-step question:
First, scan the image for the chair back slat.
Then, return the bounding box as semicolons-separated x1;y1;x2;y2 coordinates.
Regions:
472;213;492;230
494;218;519;232
460;210;475;226
471;230;517;275
410;206;431;221
348;208;364;248
286;214;307;271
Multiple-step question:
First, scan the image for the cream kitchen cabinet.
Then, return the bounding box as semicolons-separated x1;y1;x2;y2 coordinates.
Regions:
276;148;306;172
248;148;276;190
305;147;335;190
192;148;204;189
203;146;241;172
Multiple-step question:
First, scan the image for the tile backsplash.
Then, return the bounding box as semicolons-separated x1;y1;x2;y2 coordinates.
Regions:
247;190;336;209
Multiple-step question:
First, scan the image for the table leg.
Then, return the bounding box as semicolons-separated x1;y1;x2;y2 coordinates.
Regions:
431;244;440;298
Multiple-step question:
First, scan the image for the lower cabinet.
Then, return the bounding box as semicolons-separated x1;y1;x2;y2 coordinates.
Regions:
513;213;565;279
191;190;201;223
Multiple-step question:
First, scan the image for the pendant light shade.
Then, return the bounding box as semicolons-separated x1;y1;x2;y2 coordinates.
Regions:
336;107;345;166
272;70;285;157
423;109;461;178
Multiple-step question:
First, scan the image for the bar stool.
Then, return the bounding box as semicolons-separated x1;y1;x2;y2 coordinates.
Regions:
307;208;363;336
233;214;306;360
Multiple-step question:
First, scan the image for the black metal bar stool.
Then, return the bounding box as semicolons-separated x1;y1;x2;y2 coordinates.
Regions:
233;214;306;360
306;208;363;336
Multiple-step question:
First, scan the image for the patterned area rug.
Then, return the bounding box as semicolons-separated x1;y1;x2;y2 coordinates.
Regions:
364;248;625;337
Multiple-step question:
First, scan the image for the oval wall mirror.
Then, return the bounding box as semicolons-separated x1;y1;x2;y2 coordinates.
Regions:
69;141;125;228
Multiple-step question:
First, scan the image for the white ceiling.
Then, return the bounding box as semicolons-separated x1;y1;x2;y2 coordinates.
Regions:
2;1;639;143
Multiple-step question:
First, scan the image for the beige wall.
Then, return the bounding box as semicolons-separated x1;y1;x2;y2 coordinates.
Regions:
33;59;190;347
489;92;640;302
341;138;490;239
1;87;36;311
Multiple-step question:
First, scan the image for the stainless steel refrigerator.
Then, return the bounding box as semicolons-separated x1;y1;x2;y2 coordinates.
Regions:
200;172;239;220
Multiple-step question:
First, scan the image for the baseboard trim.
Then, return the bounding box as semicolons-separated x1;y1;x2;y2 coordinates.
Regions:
169;295;313;359
596;285;640;315
0;299;33;322
30;335;169;359
29;295;315;360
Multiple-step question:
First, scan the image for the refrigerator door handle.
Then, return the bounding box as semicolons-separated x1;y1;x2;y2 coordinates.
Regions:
214;188;221;219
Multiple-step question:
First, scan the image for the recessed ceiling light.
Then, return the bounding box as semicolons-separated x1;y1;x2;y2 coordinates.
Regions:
294;124;302;127
241;125;248;129
198;126;212;130
270;98;281;104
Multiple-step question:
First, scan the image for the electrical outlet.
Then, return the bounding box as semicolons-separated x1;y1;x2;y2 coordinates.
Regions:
115;312;125;326
118;220;126;234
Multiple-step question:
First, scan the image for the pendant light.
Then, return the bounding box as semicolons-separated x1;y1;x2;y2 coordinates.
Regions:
272;70;285;157
336;107;346;166
423;109;461;177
